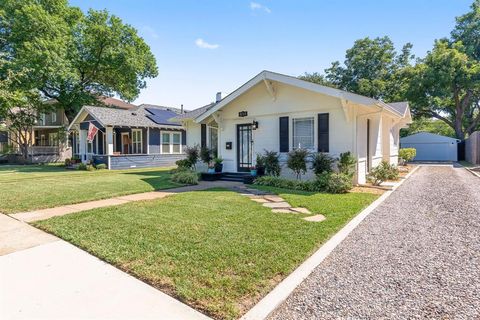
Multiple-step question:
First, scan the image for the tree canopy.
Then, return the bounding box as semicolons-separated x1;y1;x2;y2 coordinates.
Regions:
300;1;480;139
0;0;158;121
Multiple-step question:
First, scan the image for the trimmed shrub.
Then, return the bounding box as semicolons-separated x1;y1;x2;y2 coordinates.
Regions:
64;158;71;166
326;173;353;193
287;148;309;179
184;145;200;169
399;148;416;165
254;176;316;192
313;172;331;190
176;159;192;170
367;161;399;186
95;163;107;170
78;163;87;170
86;164;96;171
337;152;357;177
200;147;213;165
171;170;199;185
311;152;334;175
263;150;281;176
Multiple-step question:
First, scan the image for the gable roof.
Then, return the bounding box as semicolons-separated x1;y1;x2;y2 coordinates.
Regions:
173;103;216;121
69;105;182;130
193;70;410;123
400;132;460;143
98;97;137;110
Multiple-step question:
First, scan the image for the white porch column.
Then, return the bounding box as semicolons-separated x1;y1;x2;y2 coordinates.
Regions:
79;129;87;163
106;126;114;155
146;127;150;154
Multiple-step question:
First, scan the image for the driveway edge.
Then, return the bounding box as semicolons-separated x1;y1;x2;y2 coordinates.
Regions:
241;165;420;320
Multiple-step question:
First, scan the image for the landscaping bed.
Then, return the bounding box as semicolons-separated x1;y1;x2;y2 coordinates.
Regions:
0;165;180;214
34;188;378;319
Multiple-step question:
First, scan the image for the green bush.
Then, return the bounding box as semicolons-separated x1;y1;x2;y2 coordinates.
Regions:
64;158;71;166
171;170;199;185
95;163;107;170
200;147;213;165
367;161;399;186
287;148;309;179
399;148;416;164
311;153;334;175
326;173;353;193
176;159;192;170
78;163;87;170
313;172;331;190
337;152;357;177
86;164;96;171
263;150;281;176
184;145;199;169
254;176;316;192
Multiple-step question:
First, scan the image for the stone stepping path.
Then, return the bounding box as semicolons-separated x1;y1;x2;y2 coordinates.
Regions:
231;185;326;222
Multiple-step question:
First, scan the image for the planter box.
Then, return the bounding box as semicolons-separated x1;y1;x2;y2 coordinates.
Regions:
201;172;222;181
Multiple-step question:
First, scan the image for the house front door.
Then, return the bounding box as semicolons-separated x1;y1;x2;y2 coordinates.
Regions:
121;133;129;154
237;123;253;172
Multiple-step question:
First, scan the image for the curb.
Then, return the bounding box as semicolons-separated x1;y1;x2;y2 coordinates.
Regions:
241;165;420;320
465;167;480;178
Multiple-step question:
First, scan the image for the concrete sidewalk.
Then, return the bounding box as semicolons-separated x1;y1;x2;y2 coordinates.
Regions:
12;180;242;223
0;214;210;320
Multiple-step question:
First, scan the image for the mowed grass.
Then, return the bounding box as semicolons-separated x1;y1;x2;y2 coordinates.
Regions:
35;188;378;319
0;165;180;214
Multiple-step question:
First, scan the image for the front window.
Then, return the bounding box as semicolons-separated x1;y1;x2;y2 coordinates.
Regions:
293;117;314;150
132;129;143;154
51;112;57;123
48;133;58;146
161;132;182;154
39;113;46;126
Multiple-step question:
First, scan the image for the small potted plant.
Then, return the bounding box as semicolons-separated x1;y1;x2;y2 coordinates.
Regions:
250;165;257;176
207;162;215;173
255;154;265;176
213;157;223;173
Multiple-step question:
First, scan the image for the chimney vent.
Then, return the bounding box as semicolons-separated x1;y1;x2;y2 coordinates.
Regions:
216;92;222;103
180;104;184;114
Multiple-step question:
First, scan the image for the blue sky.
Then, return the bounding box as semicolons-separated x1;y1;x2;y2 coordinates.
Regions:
70;0;473;110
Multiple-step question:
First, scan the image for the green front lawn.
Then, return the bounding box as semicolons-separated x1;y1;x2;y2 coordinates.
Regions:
35;188;378;319
0;165;180;214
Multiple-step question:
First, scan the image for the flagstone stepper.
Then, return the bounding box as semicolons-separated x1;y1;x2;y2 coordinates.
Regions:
262;202;291;209
272;209;298;214
290;207;312;214
303;214;326;222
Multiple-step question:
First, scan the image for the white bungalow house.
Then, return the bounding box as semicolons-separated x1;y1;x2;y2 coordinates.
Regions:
174;70;412;184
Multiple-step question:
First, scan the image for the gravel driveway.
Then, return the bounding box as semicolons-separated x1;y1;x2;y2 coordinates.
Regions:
269;165;480;319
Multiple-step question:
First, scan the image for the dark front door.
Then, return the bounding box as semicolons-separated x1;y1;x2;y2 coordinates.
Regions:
237;123;253;172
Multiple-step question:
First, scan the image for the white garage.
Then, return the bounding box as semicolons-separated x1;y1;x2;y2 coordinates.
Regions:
400;132;460;161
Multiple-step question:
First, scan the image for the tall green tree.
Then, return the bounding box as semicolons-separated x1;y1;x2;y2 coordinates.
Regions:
0;0;158;121
406;40;480;139
451;0;480;60
301;36;414;102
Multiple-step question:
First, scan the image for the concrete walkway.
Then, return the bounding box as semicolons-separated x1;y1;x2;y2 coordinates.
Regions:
0;214;211;320
12;180;242;223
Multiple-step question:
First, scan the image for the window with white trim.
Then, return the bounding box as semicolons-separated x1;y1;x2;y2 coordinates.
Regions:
39;113;46;126
132;129;143;154
292;117;314;150
51;112;57;123
161;132;182;154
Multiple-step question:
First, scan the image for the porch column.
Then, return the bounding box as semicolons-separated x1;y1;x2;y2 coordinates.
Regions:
79;129;87;163
106;126;114;155
146;127;150;154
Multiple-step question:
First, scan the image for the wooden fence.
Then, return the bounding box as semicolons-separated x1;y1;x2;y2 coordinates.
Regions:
465;131;480;165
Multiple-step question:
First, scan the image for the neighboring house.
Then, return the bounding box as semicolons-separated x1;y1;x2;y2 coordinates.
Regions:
1;108;72;163
465;131;480;165
69;104;186;169
174;70;412;184
400;132;460;162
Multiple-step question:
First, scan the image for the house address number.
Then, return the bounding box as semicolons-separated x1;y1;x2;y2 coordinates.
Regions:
238;111;248;117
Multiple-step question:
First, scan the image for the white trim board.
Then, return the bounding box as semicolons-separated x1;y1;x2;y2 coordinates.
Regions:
241;165;420;320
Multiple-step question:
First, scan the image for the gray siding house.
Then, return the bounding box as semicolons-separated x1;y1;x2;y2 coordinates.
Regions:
69;104;186;169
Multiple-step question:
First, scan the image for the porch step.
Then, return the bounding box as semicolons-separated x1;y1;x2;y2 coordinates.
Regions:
219;172;251;182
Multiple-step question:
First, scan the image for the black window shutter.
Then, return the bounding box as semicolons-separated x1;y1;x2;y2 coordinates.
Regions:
318;113;329;152
279;116;289;152
201;124;207;148
181;130;187;146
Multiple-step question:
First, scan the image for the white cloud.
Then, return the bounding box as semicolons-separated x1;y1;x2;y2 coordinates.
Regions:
195;38;220;49
250;2;271;14
142;26;159;39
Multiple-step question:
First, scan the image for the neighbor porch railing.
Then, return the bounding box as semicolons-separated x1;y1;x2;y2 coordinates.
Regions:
27;146;59;155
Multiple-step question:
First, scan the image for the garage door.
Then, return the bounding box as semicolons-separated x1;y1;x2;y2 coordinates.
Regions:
402;142;456;161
